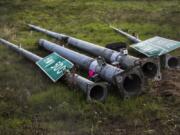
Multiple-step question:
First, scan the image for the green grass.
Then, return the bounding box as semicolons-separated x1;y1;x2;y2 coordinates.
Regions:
0;0;180;134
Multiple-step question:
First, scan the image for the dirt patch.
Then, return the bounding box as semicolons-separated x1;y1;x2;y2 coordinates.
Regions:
99;69;180;135
151;69;180;97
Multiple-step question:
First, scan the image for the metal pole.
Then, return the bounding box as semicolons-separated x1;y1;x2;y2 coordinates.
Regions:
28;24;159;79
111;26;179;69
65;35;159;79
0;38;108;101
110;26;142;43
28;24;139;68
39;39;144;98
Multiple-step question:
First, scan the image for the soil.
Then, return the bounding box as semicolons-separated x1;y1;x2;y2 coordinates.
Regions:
100;69;180;135
152;69;180;97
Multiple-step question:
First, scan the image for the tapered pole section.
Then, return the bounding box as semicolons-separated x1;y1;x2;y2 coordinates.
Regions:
39;39;144;98
28;24;158;79
0;39;42;62
28;24;67;41
110;26;142;43
0;39;108;101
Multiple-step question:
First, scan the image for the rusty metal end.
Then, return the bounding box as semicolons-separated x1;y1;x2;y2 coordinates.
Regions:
86;82;108;102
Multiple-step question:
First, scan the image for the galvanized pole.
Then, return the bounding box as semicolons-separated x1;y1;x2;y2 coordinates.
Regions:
0;39;108;101
110;26;142;43
28;24;159;79
111;26;179;69
39;39;144;98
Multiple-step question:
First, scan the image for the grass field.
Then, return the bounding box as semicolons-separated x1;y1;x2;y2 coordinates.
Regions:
0;0;180;134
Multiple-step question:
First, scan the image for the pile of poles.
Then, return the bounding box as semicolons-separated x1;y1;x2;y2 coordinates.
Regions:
0;24;178;102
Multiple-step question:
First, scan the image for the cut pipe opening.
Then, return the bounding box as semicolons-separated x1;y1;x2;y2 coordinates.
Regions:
123;74;141;92
167;57;178;68
89;85;105;100
142;62;158;78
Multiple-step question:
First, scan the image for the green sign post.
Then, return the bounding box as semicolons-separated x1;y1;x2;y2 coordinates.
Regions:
131;36;180;57
36;52;74;82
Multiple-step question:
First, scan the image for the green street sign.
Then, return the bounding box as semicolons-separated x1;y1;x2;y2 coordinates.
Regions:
131;36;180;57
36;52;74;82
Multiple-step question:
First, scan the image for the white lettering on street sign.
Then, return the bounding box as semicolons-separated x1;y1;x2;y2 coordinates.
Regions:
36;52;74;82
131;36;180;57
